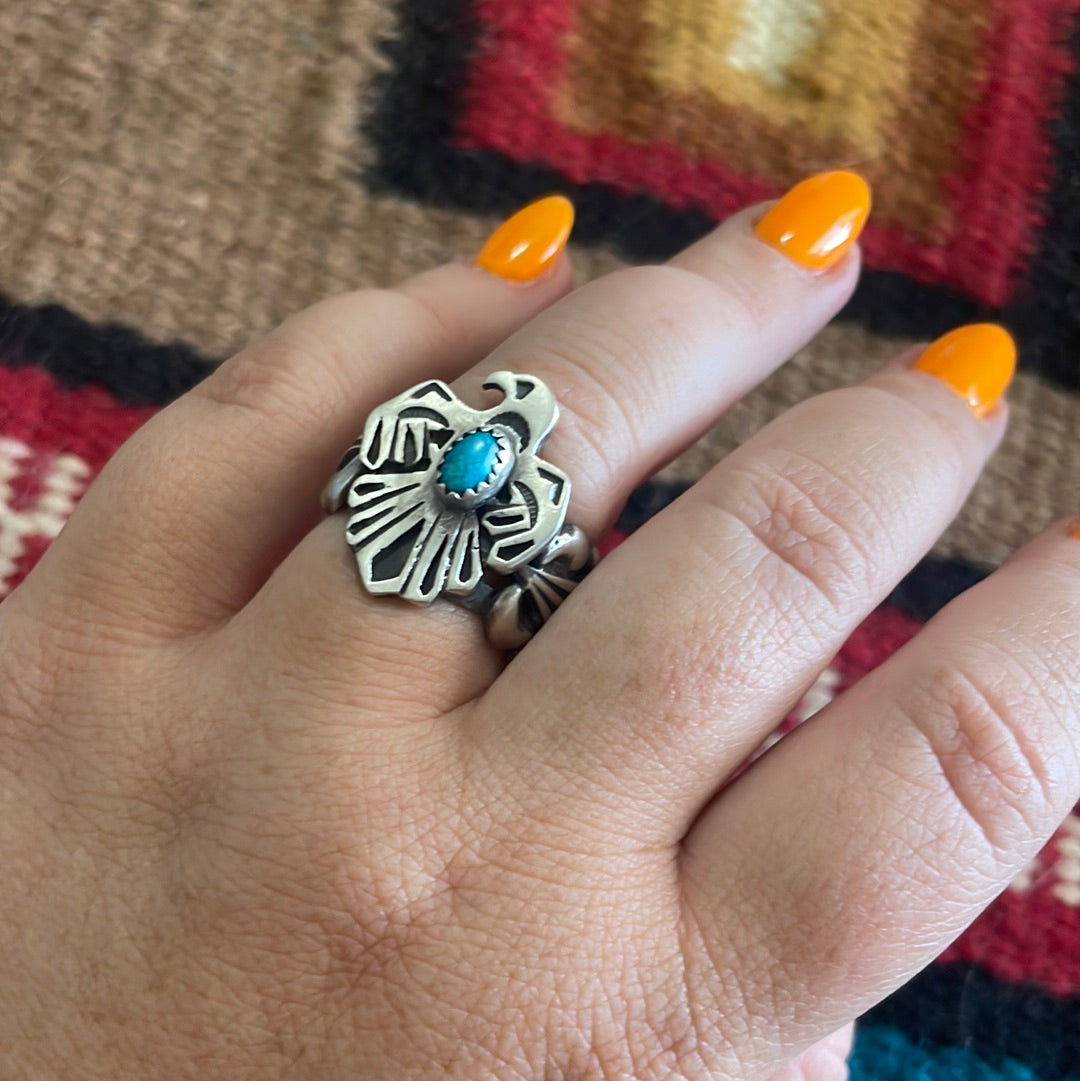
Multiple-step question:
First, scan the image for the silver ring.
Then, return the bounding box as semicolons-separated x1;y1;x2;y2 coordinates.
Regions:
322;372;596;649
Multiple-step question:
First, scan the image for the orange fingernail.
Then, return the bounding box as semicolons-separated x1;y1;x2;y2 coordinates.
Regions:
754;170;871;271
914;324;1017;418
474;195;574;282
1070;519;1080;540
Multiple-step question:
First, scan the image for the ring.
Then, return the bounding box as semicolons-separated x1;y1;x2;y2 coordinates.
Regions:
322;372;596;649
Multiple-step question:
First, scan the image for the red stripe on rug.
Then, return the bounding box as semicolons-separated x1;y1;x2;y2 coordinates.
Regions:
0;364;157;468
0;364;157;594
942;864;1080;997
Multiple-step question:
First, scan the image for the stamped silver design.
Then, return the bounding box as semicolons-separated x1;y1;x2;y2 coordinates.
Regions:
484;524;594;649
323;372;595;645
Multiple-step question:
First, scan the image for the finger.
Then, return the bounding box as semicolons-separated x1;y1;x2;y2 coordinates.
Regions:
249;172;868;701
457;170;869;539
25;198;576;634
678;520;1080;1077
483;325;1014;841
765;1025;853;1081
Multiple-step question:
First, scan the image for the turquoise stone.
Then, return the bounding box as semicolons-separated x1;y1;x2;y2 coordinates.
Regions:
439;430;500;494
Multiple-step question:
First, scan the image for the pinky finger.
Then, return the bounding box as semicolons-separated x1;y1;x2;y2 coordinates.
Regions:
680;519;1080;1072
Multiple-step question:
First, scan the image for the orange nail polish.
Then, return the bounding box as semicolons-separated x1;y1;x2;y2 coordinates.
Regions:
914;324;1017;418
754;171;871;271
1070;520;1080;540
474;195;574;282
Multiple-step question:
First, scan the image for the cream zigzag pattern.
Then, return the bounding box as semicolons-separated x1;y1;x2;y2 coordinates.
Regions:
1010;813;1080;907
0;437;90;597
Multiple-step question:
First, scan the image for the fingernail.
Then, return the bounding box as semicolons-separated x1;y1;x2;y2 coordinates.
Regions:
474;195;574;282
914;324;1017;418
754;170;871;271
1069;519;1080;540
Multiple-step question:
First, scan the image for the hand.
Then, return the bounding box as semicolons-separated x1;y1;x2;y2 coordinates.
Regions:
2;177;1077;1080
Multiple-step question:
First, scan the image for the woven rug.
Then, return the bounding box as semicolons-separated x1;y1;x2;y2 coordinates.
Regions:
1;2;1078;1077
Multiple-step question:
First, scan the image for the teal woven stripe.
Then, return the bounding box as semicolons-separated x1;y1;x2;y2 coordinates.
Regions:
851;1024;1080;1081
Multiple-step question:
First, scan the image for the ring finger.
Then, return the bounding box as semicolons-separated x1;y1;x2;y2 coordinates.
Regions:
245;172;870;702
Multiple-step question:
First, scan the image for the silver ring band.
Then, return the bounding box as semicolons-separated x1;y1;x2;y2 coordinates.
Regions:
322;373;595;649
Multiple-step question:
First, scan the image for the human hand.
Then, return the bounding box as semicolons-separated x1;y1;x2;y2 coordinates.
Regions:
2;176;1077;1080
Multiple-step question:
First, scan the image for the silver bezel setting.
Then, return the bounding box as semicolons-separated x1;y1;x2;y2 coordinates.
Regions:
434;426;516;512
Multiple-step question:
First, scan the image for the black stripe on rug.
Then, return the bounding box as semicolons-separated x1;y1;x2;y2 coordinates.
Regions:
0;293;213;406
862;962;1080;1080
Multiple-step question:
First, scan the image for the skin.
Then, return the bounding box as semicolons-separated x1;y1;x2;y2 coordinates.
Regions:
0;203;1078;1081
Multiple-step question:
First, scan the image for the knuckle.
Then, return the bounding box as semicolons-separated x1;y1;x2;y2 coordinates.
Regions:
724;449;884;616
513;266;727;486
903;653;1074;857
192;286;444;435
389;279;462;347
501;261;761;515
193;335;333;436
526;332;642;487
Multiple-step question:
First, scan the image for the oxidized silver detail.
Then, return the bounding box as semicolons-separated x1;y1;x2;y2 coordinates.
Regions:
322;373;589;637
